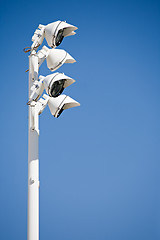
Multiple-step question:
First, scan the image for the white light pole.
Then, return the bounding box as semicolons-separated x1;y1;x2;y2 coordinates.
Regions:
25;21;80;240
28;52;39;240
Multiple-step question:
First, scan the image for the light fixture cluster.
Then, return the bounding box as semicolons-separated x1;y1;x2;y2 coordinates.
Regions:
28;20;80;118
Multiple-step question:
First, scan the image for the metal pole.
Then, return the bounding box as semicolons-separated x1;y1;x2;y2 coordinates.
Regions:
27;51;39;240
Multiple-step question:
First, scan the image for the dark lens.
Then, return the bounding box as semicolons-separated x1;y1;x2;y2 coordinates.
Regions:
57;106;64;118
55;29;64;46
50;80;65;97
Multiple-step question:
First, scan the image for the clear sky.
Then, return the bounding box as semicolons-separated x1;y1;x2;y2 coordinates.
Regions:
0;0;160;239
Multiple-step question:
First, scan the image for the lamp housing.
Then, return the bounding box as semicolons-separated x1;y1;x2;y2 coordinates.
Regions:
40;73;75;98
44;21;78;48
43;94;80;118
37;46;76;71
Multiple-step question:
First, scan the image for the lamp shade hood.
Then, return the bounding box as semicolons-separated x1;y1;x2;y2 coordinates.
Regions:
44;21;78;48
46;49;76;72
42;73;75;97
47;94;80;118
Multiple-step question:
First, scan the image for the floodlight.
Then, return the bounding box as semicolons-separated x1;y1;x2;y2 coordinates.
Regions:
43;94;80;118
37;46;76;71
47;48;76;71
43;21;78;48
40;73;75;97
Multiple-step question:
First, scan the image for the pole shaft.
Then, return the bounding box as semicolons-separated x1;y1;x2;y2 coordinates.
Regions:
28;53;39;240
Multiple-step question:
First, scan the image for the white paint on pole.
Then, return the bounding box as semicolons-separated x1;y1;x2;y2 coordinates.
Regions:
28;53;39;240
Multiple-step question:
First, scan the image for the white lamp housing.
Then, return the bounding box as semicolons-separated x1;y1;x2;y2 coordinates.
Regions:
43;94;80;118
37;46;76;71
44;21;78;48
40;73;75;97
47;48;76;71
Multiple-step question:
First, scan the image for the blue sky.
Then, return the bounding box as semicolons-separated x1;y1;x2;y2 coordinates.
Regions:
0;0;160;239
